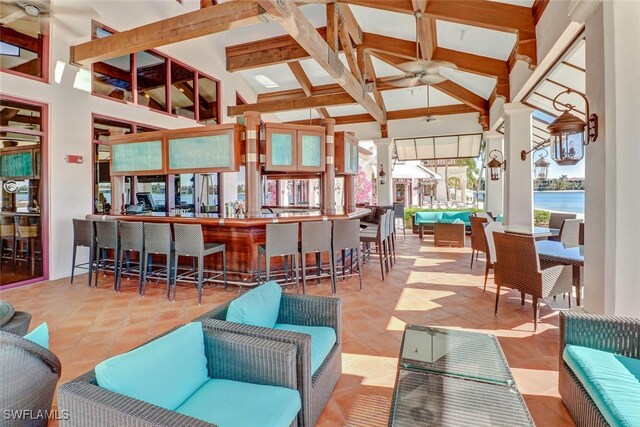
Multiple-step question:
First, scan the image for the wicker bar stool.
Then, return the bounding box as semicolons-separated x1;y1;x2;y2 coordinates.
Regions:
300;221;334;294
393;202;406;238
94;220;120;290
0;216;16;274
173;224;226;304
332;219;363;293
70;218;95;287
257;223;300;292
141;223;174;300
360;212;389;280
13;216;39;276
117;222;144;293
469;216;488;268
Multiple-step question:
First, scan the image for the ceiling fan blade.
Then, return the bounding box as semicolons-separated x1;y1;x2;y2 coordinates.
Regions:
380;74;414;83
386;76;422;88
420;74;447;85
396;60;429;74
0;8;26;25
51;2;98;18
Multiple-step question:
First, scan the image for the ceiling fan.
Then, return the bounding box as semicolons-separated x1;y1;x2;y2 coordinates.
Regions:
381;11;457;88
423;85;438;123
0;0;98;36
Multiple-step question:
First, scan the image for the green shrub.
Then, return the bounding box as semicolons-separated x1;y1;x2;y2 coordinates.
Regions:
534;209;551;226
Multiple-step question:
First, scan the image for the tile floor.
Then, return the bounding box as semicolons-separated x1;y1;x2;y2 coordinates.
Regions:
2;233;575;426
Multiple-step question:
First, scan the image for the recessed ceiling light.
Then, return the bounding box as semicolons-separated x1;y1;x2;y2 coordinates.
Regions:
254;74;279;89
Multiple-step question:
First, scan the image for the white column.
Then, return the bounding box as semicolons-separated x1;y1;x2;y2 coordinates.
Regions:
374;138;393;206
502;102;534;226
484;131;504;215
583;1;640;316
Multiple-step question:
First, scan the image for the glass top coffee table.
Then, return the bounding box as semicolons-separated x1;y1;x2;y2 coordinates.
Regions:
389;325;534;427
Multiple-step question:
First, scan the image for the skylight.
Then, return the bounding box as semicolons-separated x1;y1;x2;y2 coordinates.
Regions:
254;75;280;89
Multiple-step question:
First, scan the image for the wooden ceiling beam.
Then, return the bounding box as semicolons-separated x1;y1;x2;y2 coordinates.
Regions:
71;1;266;66
432;47;508;81
337;8;363;83
0;27;40;52
363;52;386;114
412;0;436;61
287;61;330;119
337;2;363;45
227;92;355;117
257;0;385;123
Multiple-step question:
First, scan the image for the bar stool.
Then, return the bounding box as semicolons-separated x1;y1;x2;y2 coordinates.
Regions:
332;219;363;293
141;223;174;300
70;218;95;287
300;221;334;294
257;223;299;292
0;216;16;274
393;202;406;238
117;222;144;293
386;210;396;266
360;212;389;280
173;224;226;304
94;220;120;290
14;216;39;277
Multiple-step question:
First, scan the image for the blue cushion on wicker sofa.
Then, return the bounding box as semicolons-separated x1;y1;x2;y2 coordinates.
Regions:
274;324;337;375
442;211;472;226
564;344;640;427
414;211;443;224
23;322;49;349
95;322;208;410
176;378;301;427
226;280;282;328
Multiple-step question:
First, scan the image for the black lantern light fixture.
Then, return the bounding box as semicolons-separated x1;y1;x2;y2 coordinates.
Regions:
487;150;506;181
533;149;551;180
378;164;387;185
547;88;598;165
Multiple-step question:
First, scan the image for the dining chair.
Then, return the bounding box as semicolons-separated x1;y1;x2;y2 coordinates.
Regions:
482;222;503;292
470;216;488;269
559;219;583;245
548;212;577;241
493;232;571;330
474;212;494;222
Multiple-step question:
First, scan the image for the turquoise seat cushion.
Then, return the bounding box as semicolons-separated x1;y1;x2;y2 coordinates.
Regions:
176;378;301;427
496;214;504;223
226;280;282;328
274;323;336;375
95;322;208;411
0;301;15;326
415;211;443;224
437;218;465;224
564;345;640;427
24;322;49;349
442;211;472;225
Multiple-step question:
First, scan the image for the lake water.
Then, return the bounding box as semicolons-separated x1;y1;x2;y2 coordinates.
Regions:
534;190;585;214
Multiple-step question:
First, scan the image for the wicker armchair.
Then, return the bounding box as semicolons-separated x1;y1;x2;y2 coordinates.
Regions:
0;331;61;427
469;216;488;268
493;232;571;330
559;312;640;426
58;328;299;427
0;310;32;336
195;294;341;427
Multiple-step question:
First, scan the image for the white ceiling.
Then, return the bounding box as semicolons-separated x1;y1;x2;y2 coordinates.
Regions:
349;5;416;42
439;68;496;99
382;86;462;111
436;21;517;60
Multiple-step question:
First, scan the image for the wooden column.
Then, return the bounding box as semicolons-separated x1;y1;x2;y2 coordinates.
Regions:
244;111;262;217
110;176;125;215
344;175;356;213
320;118;336;215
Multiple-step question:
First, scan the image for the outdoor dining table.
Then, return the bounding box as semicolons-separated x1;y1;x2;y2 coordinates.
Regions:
503;225;560;239
536;240;585;305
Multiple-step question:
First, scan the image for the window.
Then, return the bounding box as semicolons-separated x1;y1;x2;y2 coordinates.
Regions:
171;62;195;118
137;51;167;112
197;76;219;124
0;10;48;80
92;27;133;101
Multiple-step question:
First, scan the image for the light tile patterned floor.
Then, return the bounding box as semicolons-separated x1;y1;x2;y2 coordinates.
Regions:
2;233;575;426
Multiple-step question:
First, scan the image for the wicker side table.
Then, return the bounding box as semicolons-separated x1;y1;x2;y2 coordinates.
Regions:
434;222;465;247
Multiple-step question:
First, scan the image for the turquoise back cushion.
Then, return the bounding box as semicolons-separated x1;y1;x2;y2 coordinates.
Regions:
96;322;208;410
496;214;504;223
564;345;640;427
415;212;443;224
24;322;49;349
226;281;282;328
443;211;472;224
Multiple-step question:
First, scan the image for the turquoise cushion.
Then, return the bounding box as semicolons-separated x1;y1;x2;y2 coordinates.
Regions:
437;218;464;224
96;322;208;411
226;281;282;328
274;323;336;375
176;378;301;427
564;345;640;427
415;212;443;224
0;301;15;326
24;322;49;349
496;214;503;223
442;211;472;225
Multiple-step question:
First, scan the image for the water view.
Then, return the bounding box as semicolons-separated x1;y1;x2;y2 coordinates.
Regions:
534;190;585;214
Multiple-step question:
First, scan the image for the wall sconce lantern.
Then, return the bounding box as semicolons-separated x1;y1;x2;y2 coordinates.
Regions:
378;164;387;185
547;88;598;166
487;150;506;181
533;150;551;180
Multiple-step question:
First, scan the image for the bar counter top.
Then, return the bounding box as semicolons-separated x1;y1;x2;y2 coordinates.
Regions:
86;207;370;227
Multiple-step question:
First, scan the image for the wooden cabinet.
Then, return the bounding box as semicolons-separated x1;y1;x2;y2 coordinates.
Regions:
334;131;359;175
264;124;325;172
110;130;166;176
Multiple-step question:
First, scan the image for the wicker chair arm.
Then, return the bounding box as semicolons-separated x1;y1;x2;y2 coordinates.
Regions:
58;381;214;427
203;329;298;389
278;294;342;343
560;312;640;359
194;302;231;322
0;331;61;376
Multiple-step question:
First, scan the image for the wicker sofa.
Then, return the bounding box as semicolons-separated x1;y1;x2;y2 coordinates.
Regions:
413;211;473;238
58;325;301;427
559;311;640;427
196;293;342;427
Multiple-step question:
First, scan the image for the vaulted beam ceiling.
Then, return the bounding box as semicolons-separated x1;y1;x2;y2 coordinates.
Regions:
70;1;267;66
227;92;355;117
287;61;330;118
256;0;386;123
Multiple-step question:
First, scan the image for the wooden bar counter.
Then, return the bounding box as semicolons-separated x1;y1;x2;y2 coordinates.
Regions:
87;208;369;285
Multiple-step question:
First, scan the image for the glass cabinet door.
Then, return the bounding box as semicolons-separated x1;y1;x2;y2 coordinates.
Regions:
265;126;297;172
297;130;325;172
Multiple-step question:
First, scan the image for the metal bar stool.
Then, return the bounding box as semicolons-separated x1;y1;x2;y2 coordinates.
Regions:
117;221;144;293
141;223;174;300
94;220;120;290
173;224;226;304
257;223;299;292
70;218;95;287
387;210;396;267
0;216;16;274
393;202;406;238
300;221;334;295
13;216;39;277
332;219;363;293
360;212;389;280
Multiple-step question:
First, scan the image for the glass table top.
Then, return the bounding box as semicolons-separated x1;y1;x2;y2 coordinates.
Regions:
399;325;514;385
390;370;534;427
